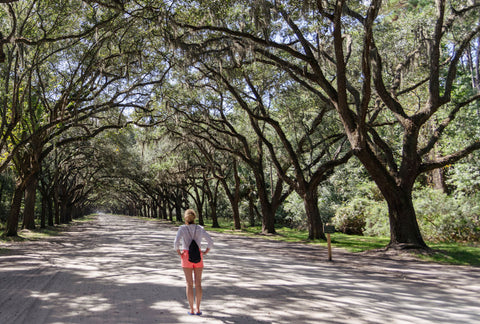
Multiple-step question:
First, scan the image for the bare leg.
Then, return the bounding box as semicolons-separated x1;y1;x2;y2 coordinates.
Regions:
194;267;203;314
183;268;194;314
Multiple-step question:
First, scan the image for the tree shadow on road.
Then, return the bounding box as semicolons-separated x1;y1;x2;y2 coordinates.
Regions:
1;214;479;324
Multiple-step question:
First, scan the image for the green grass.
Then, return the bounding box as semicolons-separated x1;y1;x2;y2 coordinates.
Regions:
418;242;480;266
203;218;389;248
329;233;391;252
202;218;480;267
0;225;64;243
0;214;97;243
72;214;97;223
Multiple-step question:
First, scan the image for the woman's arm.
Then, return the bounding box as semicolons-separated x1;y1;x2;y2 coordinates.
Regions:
202;228;213;253
173;226;183;251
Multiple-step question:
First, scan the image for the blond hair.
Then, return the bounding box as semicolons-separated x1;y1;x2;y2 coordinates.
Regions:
184;209;196;224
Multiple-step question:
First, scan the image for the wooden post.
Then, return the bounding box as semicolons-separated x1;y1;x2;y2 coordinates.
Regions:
324;224;335;261
327;233;332;261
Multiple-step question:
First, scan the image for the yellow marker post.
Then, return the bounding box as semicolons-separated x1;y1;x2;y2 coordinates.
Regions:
327;233;332;261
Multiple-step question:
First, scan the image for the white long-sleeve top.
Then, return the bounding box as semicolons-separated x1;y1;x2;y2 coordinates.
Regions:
173;224;214;251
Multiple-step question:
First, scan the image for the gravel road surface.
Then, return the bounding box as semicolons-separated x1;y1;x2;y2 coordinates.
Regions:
1;214;479;323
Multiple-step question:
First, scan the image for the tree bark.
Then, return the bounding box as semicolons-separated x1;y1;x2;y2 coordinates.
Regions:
254;172;276;234
5;182;24;236
261;205;275;234
219;159;242;230
232;160;242;229
248;191;256;227
40;196;47;228
168;203;174;222
47;196;54;226
210;204;219;228
22;174;38;230
354;145;428;249
160;198;168;220
60;198;68;224
428;167;446;192
66;202;73;223
54;185;60;225
385;188;427;249
302;187;326;240
174;191;183;222
191;183;205;225
206;180;220;228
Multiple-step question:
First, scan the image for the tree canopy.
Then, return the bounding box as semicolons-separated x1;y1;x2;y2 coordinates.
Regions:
1;0;479;250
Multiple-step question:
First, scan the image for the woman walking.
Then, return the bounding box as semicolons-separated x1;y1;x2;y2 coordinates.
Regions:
174;209;213;315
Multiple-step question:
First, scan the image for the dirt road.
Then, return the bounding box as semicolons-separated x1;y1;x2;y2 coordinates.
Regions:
0;214;479;323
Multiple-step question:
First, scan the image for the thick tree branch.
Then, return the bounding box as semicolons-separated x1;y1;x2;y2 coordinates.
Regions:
420;141;480;173
419;93;480;156
428;0;446;107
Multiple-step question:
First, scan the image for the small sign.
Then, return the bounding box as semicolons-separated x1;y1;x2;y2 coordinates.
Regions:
324;225;335;234
324;224;335;261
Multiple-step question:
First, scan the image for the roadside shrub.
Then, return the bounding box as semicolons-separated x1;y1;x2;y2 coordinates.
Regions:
317;185;338;224
332;180;389;236
332;186;479;242
362;202;389;237
414;188;480;242
281;188;337;230
332;198;368;235
282;193;308;230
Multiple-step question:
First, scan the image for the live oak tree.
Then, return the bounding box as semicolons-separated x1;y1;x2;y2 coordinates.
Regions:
331;0;480;249
205;62;352;240
96;0;349;237
200;144;244;230
159;67;291;234
1;0;168;235
3;0;478;246
180;137;244;229
163;0;480;249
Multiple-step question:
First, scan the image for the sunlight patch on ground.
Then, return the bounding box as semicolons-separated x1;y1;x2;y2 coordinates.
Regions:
65;295;112;313
2;214;479;324
30;291;61;299
150;300;183;311
29;291;112;314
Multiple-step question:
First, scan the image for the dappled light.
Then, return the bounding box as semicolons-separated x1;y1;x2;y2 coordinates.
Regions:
1;215;478;323
1;1;479;322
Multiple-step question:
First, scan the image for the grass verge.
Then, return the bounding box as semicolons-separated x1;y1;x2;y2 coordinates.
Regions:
202;218;480;267
0;214;97;243
417;242;480;266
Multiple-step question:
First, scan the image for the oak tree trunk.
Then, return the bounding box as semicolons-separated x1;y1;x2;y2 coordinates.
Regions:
47;196;54;226
303;188;326;240
252;163;287;235
5;183;24;236
385;188;427;249
248;192;256;227
261;206;276;235
355;146;428;249
204;180;220;227
22;174;38;230
255;175;276;234
230;159;242;230
40;196;47;228
174;193;183;222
